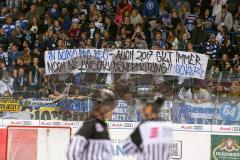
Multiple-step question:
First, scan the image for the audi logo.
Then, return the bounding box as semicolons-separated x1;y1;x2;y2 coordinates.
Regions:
53;122;62;126
22;121;32;126
232;127;240;131
193;126;203;130
123;123;133;127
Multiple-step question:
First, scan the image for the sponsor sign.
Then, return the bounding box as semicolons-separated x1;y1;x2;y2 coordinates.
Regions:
0;97;19;112
170;141;182;159
2;119;39;126
211;135;240;160
212;125;240;133
173;123;211;132
108;122;138;129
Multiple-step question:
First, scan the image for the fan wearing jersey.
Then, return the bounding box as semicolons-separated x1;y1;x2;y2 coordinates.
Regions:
67;89;116;160
123;95;172;160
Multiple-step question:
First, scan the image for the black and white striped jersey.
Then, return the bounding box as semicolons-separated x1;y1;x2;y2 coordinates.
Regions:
123;121;172;160
67;119;112;160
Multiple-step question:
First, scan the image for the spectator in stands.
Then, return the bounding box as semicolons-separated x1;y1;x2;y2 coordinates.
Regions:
79;32;88;48
57;39;66;50
2;16;15;38
232;53;240;68
221;60;233;83
179;3;190;24
14;58;27;72
21;47;31;68
132;34;148;49
53;20;62;33
187;41;195;52
142;0;159;18
178;81;193;102
88;22;100;39
185;7;200;32
123;37;133;49
171;10;181;30
44;30;58;51
211;65;222;84
132;23;146;40
102;30;114;42
130;9;144;27
0;70;14;95
233;13;240;45
205;34;220;60
13;67;28;91
59;8;72;31
230;81;240;95
8;43;22;69
103;0;116;18
36;0;48;17
191;17;206;50
32;48;44;68
86;39;94;48
232;64;240;79
104;16;118;40
167;29;178;50
178;33;189;51
15;14;29;31
92;31;103;49
152;32;166;49
134;0;143;14
0;60;7;79
30;17;39;34
69;22;80;42
159;7;172;29
115;0;132;25
211;0;227;17
0;46;8;66
215;5;233;31
202;8;214;32
192;85;211;104
48;3;61;20
123;16;134;37
29;56;42;91
25;4;40;22
152;20;167;41
175;22;190;39
216;25;231;54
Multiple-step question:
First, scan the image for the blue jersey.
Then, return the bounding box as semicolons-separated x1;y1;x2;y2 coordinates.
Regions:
185;14;196;32
2;24;15;37
15;20;29;30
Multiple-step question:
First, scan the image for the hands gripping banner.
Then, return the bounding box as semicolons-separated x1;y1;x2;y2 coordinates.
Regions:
44;49;209;79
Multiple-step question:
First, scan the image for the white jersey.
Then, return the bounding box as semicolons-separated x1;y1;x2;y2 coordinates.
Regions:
123;121;172;160
212;0;227;16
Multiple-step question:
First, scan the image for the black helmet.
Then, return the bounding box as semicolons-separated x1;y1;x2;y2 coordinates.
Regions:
90;89;116;108
137;93;165;113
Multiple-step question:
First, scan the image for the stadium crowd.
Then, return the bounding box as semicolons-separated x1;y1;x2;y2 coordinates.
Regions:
0;0;240;99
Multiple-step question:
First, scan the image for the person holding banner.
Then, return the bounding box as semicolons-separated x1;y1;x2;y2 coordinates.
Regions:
123;94;172;160
67;89;116;160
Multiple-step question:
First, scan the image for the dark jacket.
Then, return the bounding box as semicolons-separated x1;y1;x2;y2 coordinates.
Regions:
191;26;206;45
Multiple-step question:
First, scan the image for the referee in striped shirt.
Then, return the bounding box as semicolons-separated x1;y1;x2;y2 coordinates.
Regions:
67;89;116;160
123;94;173;160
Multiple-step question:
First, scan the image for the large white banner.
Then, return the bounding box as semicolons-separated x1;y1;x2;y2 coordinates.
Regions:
44;49;209;79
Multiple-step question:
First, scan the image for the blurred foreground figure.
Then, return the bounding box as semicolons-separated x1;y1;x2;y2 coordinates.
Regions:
123;95;172;160
67;89;116;160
